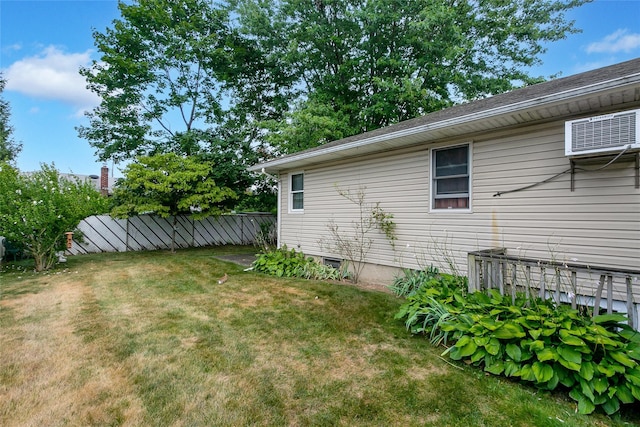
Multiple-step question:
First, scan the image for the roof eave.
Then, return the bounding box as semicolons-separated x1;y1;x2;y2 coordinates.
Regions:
249;72;640;175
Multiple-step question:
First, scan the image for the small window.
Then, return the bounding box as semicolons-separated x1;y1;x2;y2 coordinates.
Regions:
432;144;470;210
290;172;304;212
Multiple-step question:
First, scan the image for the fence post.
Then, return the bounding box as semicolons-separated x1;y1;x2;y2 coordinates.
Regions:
626;276;635;329
483;260;489;290
525;265;531;301
594;275;605;318
468;253;477;292
607;275;614;314
492;260;500;291
510;263;517;304
570;271;577;309
555;268;562;305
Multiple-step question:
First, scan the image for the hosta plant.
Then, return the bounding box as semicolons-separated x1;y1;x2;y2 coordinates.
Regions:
252;246;342;281
388;265;440;297
395;274;640;415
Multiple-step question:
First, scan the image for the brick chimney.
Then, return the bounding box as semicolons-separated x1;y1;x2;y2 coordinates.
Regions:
100;164;109;196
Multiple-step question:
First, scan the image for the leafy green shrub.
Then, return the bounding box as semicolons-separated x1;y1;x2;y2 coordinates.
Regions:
252;246;342;280
388;265;440;297
395;271;468;345
252;245;309;277
297;261;343;281
394;269;468;311
395;278;640;415
0;162;108;271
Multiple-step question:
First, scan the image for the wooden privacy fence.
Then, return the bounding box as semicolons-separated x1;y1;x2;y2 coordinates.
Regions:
67;213;275;255
468;248;640;330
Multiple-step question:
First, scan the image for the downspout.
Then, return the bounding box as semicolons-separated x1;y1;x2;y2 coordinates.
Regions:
261;168;282;249
276;178;282;249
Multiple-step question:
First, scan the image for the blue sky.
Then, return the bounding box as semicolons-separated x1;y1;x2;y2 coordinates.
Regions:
1;0;640;177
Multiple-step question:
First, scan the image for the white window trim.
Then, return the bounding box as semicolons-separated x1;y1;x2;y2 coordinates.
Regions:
288;171;304;213
429;142;473;214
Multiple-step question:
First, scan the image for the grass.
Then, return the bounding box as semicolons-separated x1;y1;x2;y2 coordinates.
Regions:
1;246;638;426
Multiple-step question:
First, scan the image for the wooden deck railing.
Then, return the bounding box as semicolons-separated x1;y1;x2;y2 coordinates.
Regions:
468;248;640;330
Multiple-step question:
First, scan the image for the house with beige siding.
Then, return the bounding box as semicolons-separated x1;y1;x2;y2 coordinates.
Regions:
250;58;640;323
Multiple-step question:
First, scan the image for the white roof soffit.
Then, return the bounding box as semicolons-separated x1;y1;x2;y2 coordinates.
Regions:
250;71;640;174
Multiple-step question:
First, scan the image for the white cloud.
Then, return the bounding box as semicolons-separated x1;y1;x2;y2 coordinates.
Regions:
3;46;100;115
586;29;640;54
2;43;22;54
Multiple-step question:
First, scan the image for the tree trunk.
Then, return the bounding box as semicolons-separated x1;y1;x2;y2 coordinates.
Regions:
34;253;45;272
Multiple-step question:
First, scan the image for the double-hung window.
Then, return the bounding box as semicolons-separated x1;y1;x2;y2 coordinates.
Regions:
431;144;471;210
289;172;304;212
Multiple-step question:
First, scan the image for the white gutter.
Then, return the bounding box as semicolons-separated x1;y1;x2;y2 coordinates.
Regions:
249;72;640;173
276;177;281;249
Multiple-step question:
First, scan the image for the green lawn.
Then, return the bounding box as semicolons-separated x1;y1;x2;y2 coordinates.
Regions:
1;246;638;426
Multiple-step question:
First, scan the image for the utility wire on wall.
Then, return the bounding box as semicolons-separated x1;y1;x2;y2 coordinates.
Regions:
493;146;632;197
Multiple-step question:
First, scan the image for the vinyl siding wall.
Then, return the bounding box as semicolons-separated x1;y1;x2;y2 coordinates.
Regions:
278;120;639;285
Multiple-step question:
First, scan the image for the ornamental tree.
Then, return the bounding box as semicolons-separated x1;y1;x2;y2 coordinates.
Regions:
0;162;108;271
110;153;237;252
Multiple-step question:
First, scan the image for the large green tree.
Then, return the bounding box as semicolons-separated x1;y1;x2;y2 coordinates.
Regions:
78;0;240;162
110;153;237;252
233;0;586;152
261;99;356;155
0;162;108;271
77;0;270;208
0;74;22;163
78;0;587;171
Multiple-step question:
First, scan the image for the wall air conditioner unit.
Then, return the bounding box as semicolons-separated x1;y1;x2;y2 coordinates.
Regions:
565;108;640;157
